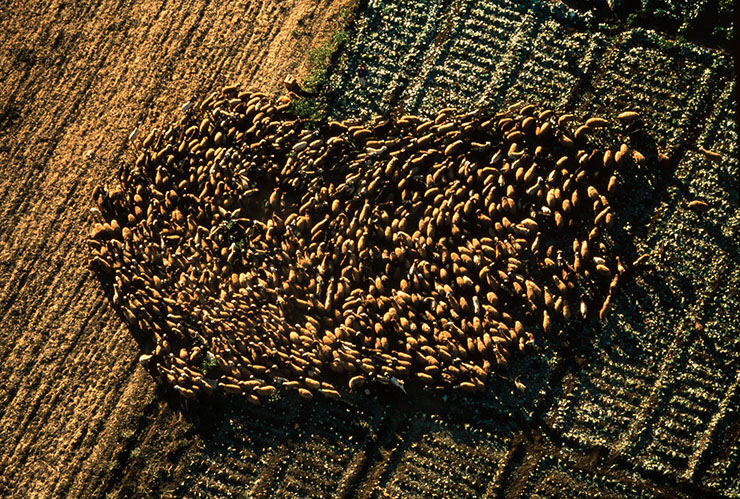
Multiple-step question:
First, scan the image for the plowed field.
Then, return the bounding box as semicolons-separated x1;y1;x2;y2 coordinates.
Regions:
0;0;736;497
0;1;354;496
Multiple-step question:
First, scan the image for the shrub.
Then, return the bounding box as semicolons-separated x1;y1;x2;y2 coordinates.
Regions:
200;356;218;377
292;8;356;121
289;97;323;121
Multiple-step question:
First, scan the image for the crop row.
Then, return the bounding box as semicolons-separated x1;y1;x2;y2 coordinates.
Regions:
180;398;381;497
514;454;657;498
328;0;447;119
382;417;510;498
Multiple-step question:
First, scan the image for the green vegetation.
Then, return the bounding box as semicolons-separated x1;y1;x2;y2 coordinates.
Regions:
200;356;218;378
181;314;196;329
717;0;732;15
303;29;350;92
289;97;324;121
290;8;355;122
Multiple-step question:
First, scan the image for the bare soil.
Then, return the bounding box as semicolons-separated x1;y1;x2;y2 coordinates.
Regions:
0;1;354;496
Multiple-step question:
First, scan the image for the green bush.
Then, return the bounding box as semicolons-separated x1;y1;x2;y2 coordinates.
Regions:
304;28;349;93
332;28;349;48
289;97;323;121
292;14;354;122
200;356;218;377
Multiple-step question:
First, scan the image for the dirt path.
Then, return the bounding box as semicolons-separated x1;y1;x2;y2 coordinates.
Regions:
0;1;353;496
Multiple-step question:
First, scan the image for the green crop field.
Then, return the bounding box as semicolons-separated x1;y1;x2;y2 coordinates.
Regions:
175;1;737;497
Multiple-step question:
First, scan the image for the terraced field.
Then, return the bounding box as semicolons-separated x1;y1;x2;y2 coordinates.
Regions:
0;0;736;497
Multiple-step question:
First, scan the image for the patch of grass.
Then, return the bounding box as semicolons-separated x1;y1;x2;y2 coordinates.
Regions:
106;459;122;474
333;29;350;50
289;97;324;121
291;7;356;122
303;28;350;93
200;356;218;378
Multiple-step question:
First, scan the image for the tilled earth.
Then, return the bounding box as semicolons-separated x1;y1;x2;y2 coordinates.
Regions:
0;0;354;496
0;0;738;498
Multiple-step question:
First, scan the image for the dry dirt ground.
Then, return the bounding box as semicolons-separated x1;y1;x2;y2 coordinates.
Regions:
0;1;355;496
0;0;737;498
